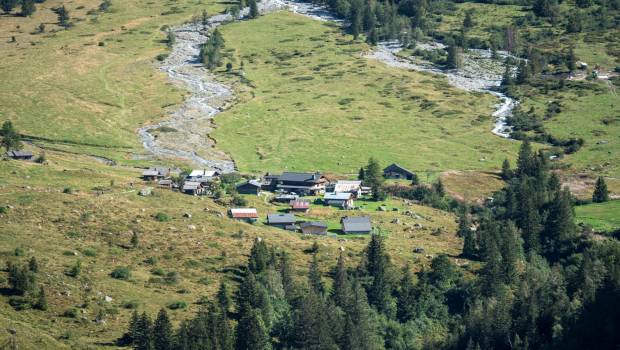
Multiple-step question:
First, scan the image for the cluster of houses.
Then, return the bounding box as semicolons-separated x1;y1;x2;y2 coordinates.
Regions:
142;163;417;236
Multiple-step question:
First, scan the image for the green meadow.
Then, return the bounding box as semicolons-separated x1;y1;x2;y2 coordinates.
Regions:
213;11;520;175
575;200;620;232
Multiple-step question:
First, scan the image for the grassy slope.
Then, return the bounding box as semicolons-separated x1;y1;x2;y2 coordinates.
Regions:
575;200;620;232
212;12;520;175
0;147;461;348
0;0;227;163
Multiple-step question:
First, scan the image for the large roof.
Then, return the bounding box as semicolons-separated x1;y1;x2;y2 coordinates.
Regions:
342;216;372;233
278;172;324;183
267;213;297;224
383;163;414;175
7;150;33;157
334;180;362;193
189;169;218;177
300;221;328;229
230;208;258;218
324;192;353;200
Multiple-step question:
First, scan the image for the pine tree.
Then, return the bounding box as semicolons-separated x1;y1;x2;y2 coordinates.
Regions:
54;5;70;27
362;234;395;317
174;320;191;350
129;310;140;343
592;176;609;203
501;158;513;180
134;312;154;350
292;290;337;350
0;0;18;14
446;45;463;69
331;252;351;308
358;167;365;180
1;121;22;151
20;0;35;16
396;265;416;322
153;309;173;350
463;10;474;29
543;187;576;260
343;279;384;350
248;238;269;274
34;286;47;310
516;140;534;177
235;305;270;350
501;64;514;87
217;281;232;314
278;252;296;301
248;0;259;18
28;256;38;273
309;253;324;295
516;60;530;84
433;178;445;197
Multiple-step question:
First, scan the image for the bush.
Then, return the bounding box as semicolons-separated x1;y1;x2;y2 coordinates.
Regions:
14;247;25;256
167;300;187;310
122;300;139;309
151;267;166;276
110;266;131;280
165;271;180;285
83;248;97;257
8;296;31;311
144;256;158;265
154;212;170;222
63;187;73;194
63;308;79;318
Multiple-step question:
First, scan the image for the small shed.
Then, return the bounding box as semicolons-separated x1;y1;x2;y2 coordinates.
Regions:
300;221;328;235
341;216;372;234
266;213;297;229
182;181;203;195
290;199;310;212
6;150;33;160
383;163;415;180
273;193;299;203
158;179;174;188
229;208;259;223
324;192;354;209
236;180;262;195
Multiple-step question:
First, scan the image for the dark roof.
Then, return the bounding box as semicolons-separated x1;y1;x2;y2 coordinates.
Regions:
278;172;324;183
342;216;372;233
267;213;297;224
237;180;261;188
383;163;414;176
300;221;328;229
7;150;33;158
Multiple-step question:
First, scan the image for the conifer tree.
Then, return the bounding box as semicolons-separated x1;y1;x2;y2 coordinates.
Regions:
1;0;18;14
501;159;513;180
362;234;395;317
174;320;191;350
34;286;47;311
153;309;173;350
217;281;232;314
358;167;365;180
248;0;259;18
278;252;296;301
592;176;609;203
129;310;140;343
363;158;383;193
309;253;324;295
248;239;269;274
446;45;463;69
343;279;384;350
134;312;154;350
543;187;576;260
235;305;270;350
433;178;445;197
292;290;337;350
396;265;416;322
28;256;38;273
55;5;70;27
516;140;535;177
20;0;35;16
332;252;351;308
131;232;139;249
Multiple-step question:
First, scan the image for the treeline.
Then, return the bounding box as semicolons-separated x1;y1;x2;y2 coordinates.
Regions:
122;141;620;350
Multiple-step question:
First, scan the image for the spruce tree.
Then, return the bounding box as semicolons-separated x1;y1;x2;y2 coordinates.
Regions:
501;158;513;180
308;253;324;295
153;309;173;350
134;312;154;350
34;286;47;310
235;305;270;350
28;256;38;273
446;45;463;69
344;279;384;350
1;121;22;151
358;167;365;180
248;238;269;274
278;252;296;301
331;252;351;308
516;140;534;177
592;176;609;203
1;0;18;14
55;5;70;27
543;187;576;260
433;178;445;197
217;281;232;314
364;158;383;191
396;265;416;322
174;320;191;350
292;290;337;350
248;0;259;18
20;0;35;16
129;310;140;343
362;234;395;317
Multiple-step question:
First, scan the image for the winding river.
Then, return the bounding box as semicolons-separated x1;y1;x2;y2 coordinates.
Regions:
138;0;516;170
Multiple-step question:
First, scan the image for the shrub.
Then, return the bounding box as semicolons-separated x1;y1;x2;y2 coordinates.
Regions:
154;212;170;222
151;267;166;276
110;266;131;280
122;300;139;309
167;300;187;310
0;206;7;214
14;247;25;256
83;248;97;257
63;187;73;194
164;271;180;285
8;296;31;311
63;308;79;318
144;256;158;265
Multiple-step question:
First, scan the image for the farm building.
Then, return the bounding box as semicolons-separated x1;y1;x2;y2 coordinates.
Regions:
290;199;310;212
266;213;297;230
324;192;354;209
300;221;328;235
182;181;204;195
142;167;180;181
187;169;219;183
157;179;175;189
236;180;262;195
273;172;329;195
341;216;372;234
273;193;299;203
332;180;362;195
229;208;259;223
383;163;415;180
6;150;33;160
260;173;280;191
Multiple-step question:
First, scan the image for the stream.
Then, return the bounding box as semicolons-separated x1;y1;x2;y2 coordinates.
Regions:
138;0;516;170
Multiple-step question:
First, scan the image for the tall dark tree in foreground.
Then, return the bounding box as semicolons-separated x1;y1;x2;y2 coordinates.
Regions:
592;176;609;203
1;121;21;151
1;0;18;14
248;0;259;18
361;234;395;317
20;0;35;16
235;305;270;350
153;309;173;350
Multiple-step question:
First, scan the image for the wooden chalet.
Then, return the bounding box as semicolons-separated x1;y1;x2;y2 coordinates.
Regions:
266;213;297;230
383;163;415;180
290;199;310;212
273;172;328;195
300;221;328;235
341;216;372;234
324;192;354;209
6;150;33;160
229;208;259;223
236;180;262;195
